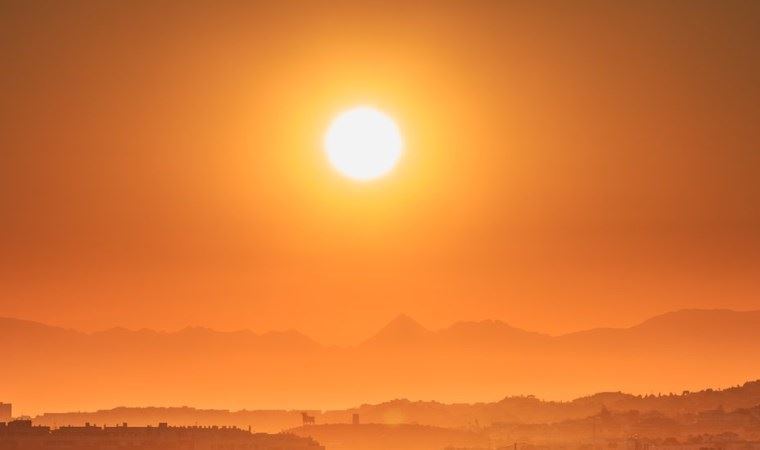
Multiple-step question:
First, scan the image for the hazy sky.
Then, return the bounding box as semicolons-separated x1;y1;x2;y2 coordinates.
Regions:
1;1;759;345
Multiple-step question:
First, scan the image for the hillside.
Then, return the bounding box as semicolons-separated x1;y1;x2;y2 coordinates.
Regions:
29;380;760;433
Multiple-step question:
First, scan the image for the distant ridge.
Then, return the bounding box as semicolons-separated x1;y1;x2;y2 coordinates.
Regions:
3;309;760;416
0;316;320;347
4;308;759;345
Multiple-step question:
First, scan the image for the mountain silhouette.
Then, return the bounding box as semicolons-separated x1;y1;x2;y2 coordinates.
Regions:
360;314;431;347
3;309;760;416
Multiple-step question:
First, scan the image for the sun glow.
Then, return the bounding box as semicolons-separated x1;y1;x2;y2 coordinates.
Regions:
324;107;403;181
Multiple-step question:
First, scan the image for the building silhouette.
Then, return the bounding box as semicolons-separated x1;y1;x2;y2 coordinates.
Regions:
0;404;10;423
302;413;315;426
0;419;324;450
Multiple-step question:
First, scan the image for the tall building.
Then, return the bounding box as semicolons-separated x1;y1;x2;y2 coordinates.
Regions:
0;403;11;422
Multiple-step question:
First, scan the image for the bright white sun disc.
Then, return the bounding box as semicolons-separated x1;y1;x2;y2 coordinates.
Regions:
324;107;403;181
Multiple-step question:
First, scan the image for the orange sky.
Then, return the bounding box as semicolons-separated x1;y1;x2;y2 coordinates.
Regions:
1;1;759;345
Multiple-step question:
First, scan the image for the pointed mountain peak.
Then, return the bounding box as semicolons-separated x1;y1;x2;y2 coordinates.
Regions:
361;314;430;347
385;314;426;331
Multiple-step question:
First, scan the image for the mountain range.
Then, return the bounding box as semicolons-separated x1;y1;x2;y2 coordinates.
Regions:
3;309;760;417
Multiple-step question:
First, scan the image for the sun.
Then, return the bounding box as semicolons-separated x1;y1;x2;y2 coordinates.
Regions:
324;106;403;181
